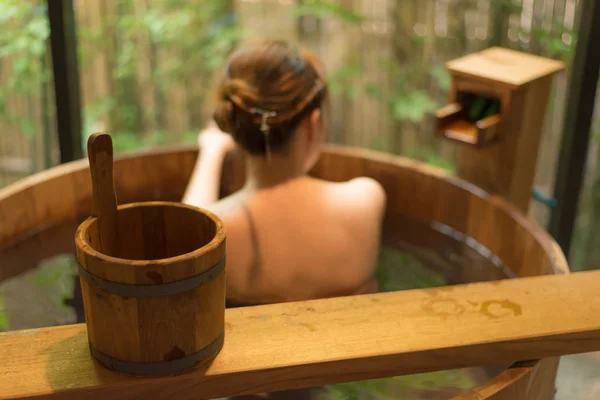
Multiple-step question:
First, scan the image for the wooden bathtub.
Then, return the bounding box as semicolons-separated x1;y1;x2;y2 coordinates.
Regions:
0;145;572;400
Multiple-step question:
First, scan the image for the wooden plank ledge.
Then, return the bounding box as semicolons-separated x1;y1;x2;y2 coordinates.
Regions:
2;271;600;400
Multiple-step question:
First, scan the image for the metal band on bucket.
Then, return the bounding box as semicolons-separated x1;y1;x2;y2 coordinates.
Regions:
78;256;225;297
90;332;225;375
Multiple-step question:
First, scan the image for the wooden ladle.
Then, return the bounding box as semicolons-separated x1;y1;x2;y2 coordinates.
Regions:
87;133;120;256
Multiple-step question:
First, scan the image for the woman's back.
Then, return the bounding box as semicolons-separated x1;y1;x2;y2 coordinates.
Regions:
215;175;385;305
182;38;387;400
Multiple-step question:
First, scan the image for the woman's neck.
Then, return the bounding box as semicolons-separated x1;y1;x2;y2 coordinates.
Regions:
243;151;306;190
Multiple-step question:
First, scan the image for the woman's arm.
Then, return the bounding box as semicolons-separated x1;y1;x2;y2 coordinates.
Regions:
181;124;236;207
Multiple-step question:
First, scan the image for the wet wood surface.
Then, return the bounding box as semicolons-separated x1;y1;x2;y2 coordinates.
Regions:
1;270;600;399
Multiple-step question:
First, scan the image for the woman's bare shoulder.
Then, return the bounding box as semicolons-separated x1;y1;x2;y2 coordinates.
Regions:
203;190;248;218
346;177;385;197
337;177;386;213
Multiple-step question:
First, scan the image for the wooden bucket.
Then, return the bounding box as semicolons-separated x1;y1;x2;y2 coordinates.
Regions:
74;133;226;376
75;201;226;375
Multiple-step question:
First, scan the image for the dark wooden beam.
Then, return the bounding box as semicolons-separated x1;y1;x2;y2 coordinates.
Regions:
549;0;600;257
47;0;83;163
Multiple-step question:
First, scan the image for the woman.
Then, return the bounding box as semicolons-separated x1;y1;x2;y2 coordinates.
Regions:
183;40;386;307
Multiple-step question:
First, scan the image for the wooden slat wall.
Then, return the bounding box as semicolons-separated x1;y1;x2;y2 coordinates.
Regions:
0;0;582;231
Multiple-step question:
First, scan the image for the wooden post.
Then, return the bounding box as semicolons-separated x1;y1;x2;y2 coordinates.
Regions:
435;47;565;213
434;48;566;399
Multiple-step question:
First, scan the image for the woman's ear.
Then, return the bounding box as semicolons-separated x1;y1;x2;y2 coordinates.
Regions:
309;108;323;143
310;108;321;125
302;109;324;173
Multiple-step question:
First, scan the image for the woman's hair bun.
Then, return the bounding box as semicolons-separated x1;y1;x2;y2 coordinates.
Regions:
213;79;260;134
212;97;234;134
211;40;327;156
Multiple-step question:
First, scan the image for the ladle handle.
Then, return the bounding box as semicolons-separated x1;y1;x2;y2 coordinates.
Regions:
88;133;119;256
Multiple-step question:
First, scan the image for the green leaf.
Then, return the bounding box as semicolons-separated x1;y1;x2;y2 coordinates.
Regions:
0;1;51;137
491;0;523;13
430;64;451;92
410;34;428;47
18;118;36;139
30;254;79;311
329;80;343;96
391;91;437;123
364;83;383;100
347;84;359;100
13;35;29;51
328;64;363;99
0;295;8;330
0;2;19;24
530;27;548;42
548;38;574;60
293;0;367;24
26;18;50;40
73;0;239;137
404;147;456;173
367;137;386;152
13;57;30;75
329;63;363;80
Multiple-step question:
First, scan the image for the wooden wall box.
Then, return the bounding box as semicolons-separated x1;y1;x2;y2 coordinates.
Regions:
436;47;564;146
